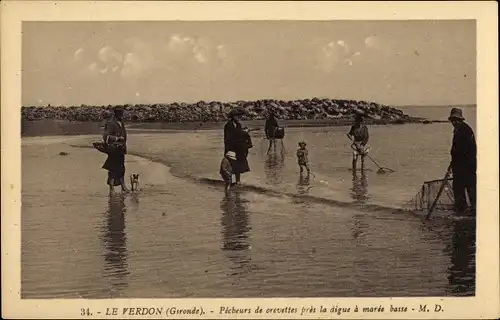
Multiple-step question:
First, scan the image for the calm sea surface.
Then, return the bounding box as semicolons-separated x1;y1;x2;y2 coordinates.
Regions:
21;106;477;298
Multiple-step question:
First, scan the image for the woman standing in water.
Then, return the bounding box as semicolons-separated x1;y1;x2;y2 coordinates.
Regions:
102;106;129;195
224;108;251;185
265;110;279;154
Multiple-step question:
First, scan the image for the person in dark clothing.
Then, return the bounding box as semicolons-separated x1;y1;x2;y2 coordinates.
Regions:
448;108;476;215
265;110;279;154
102;106;129;195
224;108;251;185
242;127;253;158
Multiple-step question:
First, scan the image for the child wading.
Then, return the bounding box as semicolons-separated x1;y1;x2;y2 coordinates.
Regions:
347;113;370;171
296;141;310;175
220;151;237;192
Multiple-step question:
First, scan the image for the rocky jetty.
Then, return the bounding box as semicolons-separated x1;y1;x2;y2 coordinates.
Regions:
21;98;420;124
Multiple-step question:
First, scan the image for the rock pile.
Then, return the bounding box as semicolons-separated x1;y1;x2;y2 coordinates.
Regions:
22;98;416;123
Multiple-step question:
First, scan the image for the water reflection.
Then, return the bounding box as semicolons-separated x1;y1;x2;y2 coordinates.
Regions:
296;172;311;195
350;170;369;240
446;219;476;296
220;191;252;276
129;192;140;213
264;152;285;186
101;195;130;295
350;170;369;203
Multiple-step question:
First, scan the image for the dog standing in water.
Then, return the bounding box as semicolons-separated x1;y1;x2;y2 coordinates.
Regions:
296;141;310;176
130;173;140;191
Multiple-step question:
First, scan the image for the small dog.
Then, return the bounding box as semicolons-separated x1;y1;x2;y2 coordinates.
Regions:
130;173;140;191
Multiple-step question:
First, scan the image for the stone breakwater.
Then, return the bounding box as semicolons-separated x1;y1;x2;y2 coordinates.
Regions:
22;98;421;124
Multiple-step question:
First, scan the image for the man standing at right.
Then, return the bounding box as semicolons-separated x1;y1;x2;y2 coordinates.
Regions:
449;107;477;215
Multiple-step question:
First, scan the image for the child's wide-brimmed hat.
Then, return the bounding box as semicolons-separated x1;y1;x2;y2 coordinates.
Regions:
448;108;465;121
226;151;237;160
298;141;307;146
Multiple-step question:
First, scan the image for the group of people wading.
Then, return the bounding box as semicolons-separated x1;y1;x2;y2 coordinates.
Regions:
220;108;286;192
99;105;476;216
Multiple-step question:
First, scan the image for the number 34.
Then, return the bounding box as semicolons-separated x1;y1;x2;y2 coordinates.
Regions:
81;308;91;316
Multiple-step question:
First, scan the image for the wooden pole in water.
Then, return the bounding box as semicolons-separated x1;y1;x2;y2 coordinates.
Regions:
420;184;425;210
426;163;452;220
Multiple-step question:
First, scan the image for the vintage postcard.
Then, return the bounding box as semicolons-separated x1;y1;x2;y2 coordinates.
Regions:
2;1;499;319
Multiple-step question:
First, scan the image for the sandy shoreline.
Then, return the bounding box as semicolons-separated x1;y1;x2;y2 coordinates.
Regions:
22;135;178;188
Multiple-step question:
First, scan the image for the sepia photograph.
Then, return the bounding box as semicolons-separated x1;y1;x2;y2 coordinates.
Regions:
2;1;499;319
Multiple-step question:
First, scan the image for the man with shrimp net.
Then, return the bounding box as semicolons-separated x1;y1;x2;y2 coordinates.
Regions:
347;112;370;171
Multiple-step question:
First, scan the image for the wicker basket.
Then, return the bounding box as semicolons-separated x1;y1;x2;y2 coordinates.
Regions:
92;141;125;155
271;127;285;139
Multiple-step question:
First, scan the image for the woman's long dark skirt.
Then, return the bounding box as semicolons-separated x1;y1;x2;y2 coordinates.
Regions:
102;152;125;186
233;147;250;175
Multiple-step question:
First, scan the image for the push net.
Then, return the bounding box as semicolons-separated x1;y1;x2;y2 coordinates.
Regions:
403;177;455;212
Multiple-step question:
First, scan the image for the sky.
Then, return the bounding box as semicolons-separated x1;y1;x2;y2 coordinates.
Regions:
22;20;476;107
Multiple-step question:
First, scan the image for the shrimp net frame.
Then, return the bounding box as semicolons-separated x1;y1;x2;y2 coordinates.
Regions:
403;177;455;212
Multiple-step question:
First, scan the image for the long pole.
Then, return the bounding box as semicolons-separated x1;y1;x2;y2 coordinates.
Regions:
346;134;394;172
365;154;385;171
426;163;452;220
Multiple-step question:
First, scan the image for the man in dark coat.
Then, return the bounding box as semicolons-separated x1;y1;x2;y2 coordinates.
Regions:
449;108;476;215
102;106;129;195
224;108;251;185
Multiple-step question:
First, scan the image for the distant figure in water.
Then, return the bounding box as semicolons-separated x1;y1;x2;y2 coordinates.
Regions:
265;110;280;154
296;141;310;176
448;108;476;215
220;151;237;193
347;113;370;171
102;106;129;195
224;108;251;185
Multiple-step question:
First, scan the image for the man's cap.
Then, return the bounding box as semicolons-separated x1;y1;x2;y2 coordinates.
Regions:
448;108;465;121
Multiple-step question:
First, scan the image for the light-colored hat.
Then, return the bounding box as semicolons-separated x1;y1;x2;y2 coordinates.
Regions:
225;151;237;160
298;141;307;146
448;108;465;121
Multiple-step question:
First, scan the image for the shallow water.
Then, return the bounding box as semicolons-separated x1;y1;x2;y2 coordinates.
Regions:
21;106;476;298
